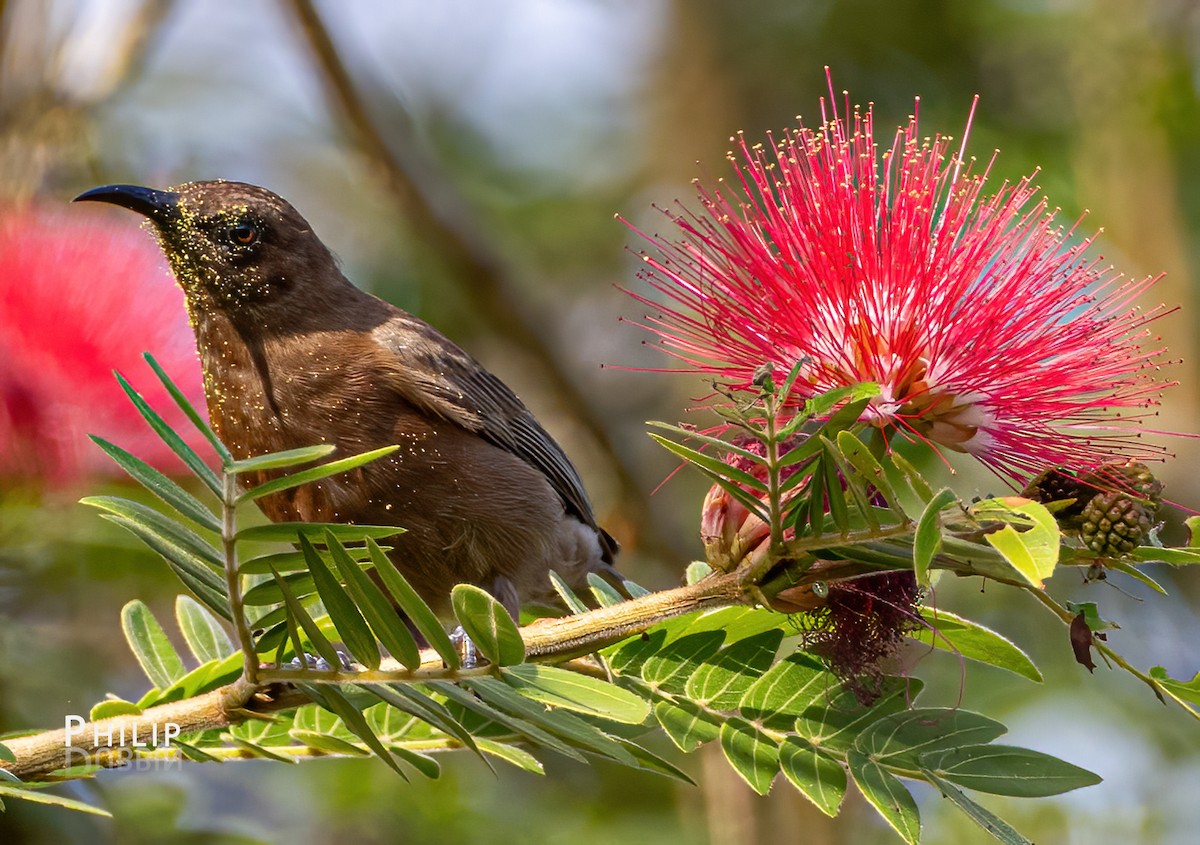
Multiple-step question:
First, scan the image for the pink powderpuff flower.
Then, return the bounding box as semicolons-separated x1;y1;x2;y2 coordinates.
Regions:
625;86;1174;482
0;204;206;486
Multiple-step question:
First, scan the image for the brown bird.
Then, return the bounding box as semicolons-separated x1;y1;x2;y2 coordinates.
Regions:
74;180;619;620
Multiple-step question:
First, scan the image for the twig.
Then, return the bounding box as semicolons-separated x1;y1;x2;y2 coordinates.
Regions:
0;677;272;780
1;569;748;780
1023;584;1188;713
280;0;676;560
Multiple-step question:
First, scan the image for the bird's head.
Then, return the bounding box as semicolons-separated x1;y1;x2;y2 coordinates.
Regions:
74;180;349;327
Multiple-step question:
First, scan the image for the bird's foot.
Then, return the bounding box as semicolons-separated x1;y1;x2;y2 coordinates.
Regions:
449;626;478;669
277;650;355;672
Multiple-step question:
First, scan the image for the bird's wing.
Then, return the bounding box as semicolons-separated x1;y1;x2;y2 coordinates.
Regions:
371;314;617;560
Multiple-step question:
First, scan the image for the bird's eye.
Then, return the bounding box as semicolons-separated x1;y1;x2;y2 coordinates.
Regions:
227;222;260;246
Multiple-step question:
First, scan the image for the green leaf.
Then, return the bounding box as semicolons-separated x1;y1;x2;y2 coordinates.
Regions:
235;522;404;544
919;744;1102;797
237;446;399;503
777;435;823;474
912;609;1042;682
622;578;651;599
289;728;368;756
641;630;726;695
802;385;878;423
890;451;935;503
98;514;231;621
1105;559;1167;594
82;496;222;571
615;737;697;784
1128;547;1200;566
547;570;589;615
240;545;379;575
853;708;1007;768
1149;667;1200;710
452;584;525;666
172;739;224;763
244;571;317;606
794;453;829;537
1186;515;1200;547
305;685;408;779
301;535;380;669
229;710;292;746
89;436;220;532
836;430;906;517
780;737;846;817
914;488;958;586
0;742;13;762
368;540;458;670
1064;600;1118;632
659;606;783;648
820;450;852;534
848;750;921;844
465;677;635;764
647;432;768;492
228;737;300;763
0;784;111;817
653;698;720;752
225;445;336;475
476;739;544;775
390;745;441;779
114;370;221;493
89;699;142;721
120;600;187;689
326;534;420;669
818;436;880;531
972;498;1059;588
587;572;626;608
270;566;340;667
648;434;770;522
502;665;650;724
645;421;764;465
427;681;585;763
364;685;483;760
796;677;920;752
719;718;780;796
922;771;1034;845
143;352;230;463
175;596;234;663
684;561;713;585
740;652;832;727
686;629;783;710
607;629;667;677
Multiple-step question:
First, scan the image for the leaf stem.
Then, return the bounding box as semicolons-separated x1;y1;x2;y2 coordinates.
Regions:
222;471;258;683
1023;585;1186;712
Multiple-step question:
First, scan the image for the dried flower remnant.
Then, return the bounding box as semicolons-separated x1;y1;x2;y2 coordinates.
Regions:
0;206;205;484
801;571;923;704
625;87;1173;481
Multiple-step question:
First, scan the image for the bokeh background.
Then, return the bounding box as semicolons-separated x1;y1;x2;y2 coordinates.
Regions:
2;1;1199;843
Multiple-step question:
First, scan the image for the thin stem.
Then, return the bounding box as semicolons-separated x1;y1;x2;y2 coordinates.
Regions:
222;472;258;684
1023;585;1185;712
764;390;785;555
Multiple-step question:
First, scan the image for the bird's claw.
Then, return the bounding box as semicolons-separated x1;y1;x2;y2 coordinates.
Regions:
279;650;355;672
449;626;478;669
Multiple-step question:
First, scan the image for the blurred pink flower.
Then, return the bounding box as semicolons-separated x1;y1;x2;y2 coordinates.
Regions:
625;91;1173;481
0;204;206;485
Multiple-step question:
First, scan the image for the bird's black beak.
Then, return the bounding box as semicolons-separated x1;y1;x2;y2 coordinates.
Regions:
73;184;181;224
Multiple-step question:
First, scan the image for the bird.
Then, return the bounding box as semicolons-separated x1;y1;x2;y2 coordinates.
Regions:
74;180;619;622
